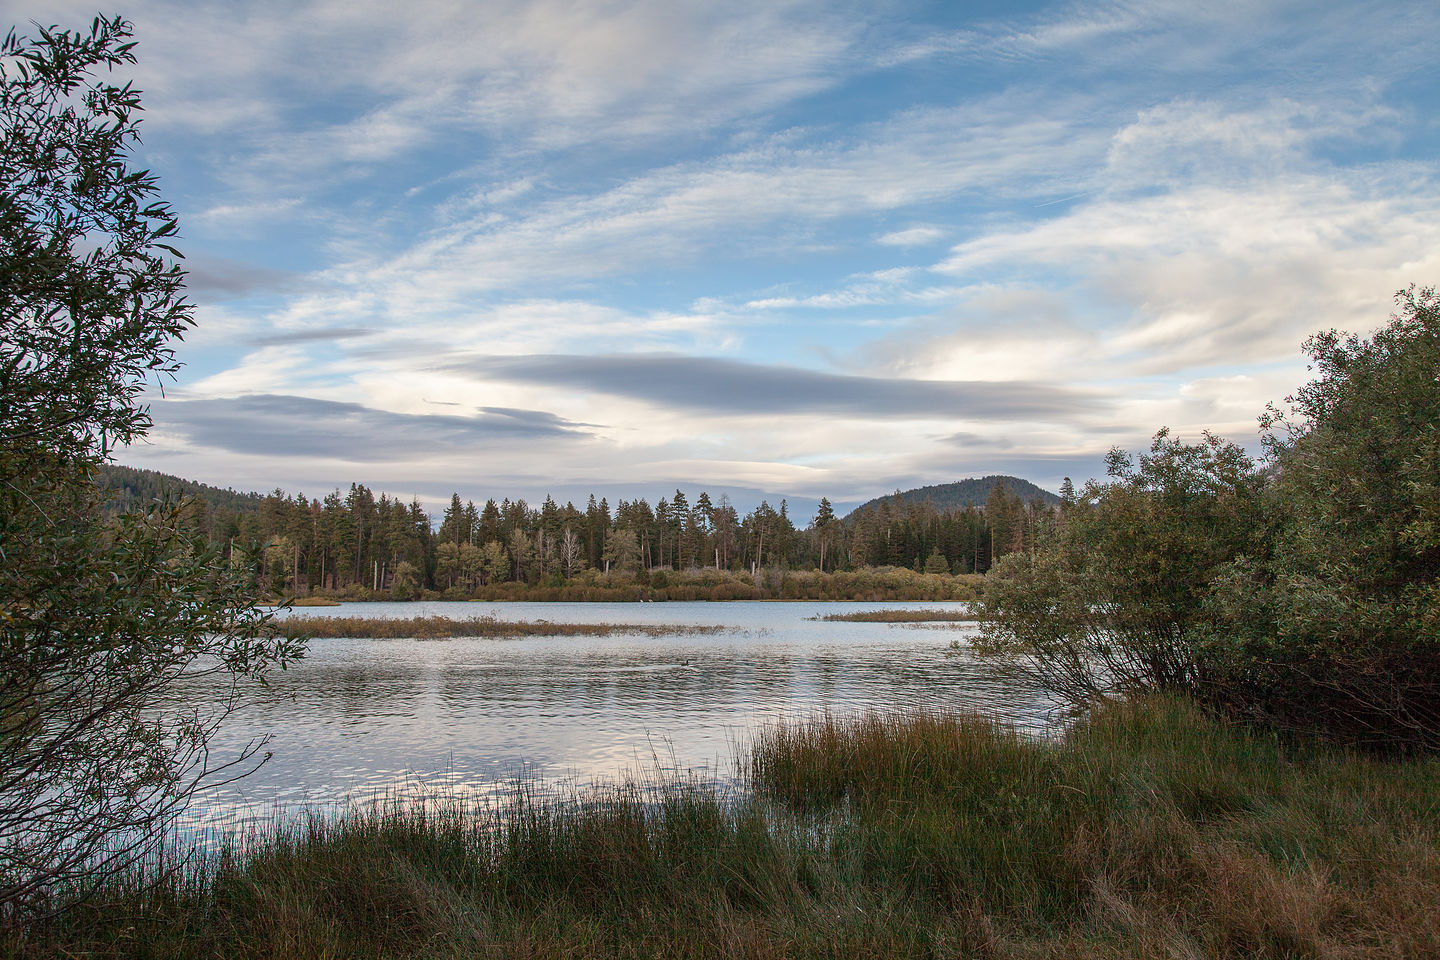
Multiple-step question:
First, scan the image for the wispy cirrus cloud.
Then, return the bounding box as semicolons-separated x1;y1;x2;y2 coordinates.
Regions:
41;0;1431;508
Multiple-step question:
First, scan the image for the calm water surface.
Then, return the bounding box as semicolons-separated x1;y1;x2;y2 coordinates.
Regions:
181;601;1055;830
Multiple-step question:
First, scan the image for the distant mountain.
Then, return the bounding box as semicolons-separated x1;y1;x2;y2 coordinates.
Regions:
95;463;265;517
845;476;1060;519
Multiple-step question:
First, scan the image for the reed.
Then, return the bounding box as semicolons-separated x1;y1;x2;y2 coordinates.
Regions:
11;697;1439;958
806;608;979;622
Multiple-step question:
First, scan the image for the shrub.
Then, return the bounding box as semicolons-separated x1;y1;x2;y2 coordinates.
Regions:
977;430;1262;708
1206;287;1440;749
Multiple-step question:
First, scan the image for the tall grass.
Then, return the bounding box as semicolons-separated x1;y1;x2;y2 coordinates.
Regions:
10;698;1439;958
805;608;978;622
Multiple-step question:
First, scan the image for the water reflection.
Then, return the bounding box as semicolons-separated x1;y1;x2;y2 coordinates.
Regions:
179;601;1056;833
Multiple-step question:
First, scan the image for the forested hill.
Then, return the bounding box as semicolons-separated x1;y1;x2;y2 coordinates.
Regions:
847;476;1060;518
96;464;265;517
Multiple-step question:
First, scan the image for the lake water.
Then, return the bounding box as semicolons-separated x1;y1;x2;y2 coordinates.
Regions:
180;601;1056;832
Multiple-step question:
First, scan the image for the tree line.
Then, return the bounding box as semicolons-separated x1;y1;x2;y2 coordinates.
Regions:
100;468;1055;598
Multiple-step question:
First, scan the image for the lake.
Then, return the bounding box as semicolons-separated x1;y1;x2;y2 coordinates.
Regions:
180;600;1055;832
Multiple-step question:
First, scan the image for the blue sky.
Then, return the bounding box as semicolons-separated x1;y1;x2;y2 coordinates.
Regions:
10;0;1439;516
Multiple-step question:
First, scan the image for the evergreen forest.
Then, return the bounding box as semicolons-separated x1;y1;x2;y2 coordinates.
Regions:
96;465;1052;599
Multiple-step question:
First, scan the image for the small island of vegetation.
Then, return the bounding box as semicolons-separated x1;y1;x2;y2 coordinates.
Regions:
280;614;725;639
807;608;980;622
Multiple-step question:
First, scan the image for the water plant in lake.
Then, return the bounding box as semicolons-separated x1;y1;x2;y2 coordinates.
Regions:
806;608;979;622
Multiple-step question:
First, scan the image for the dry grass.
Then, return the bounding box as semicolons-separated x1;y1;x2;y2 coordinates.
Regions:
275;615;726;639
805;608;979;622
11;697;1440;958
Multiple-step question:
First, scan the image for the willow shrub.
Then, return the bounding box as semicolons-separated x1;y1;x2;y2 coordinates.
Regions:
976;429;1264;709
980;287;1440;751
1205;286;1440;750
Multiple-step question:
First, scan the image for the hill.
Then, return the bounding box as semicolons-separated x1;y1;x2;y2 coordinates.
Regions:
846;476;1060;519
95;463;265;517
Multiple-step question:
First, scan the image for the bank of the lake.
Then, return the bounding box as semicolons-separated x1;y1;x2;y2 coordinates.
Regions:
274;566;986;604
18;697;1439;959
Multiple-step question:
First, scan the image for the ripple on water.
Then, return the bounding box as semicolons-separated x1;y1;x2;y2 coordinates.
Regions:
172;601;1059;840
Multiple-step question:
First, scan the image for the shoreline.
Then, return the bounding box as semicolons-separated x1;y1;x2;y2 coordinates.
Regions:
17;697;1437;958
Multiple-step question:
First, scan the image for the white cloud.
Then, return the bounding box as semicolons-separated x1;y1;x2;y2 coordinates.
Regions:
877;226;946;247
194;197;304;225
42;0;1436;505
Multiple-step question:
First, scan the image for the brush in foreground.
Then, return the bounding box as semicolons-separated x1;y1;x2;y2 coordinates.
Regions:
13;698;1439;958
275;614;726;639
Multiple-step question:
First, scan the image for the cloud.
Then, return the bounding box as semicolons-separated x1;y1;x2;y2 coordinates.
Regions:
192;197;304;226
98;0;871;198
250;327;373;346
55;0;1440;510
151;395;593;461
446;353;1103;422
932;180;1440;376
332;97;1108;307
877;226;946;247
182;255;304;301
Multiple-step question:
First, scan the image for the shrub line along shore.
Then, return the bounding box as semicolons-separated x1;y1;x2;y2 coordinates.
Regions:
270;566;986;605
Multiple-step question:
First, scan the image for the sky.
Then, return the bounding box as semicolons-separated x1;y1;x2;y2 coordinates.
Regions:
8;0;1439;518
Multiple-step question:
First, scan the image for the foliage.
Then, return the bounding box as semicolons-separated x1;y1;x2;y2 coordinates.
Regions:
977;430;1263;707
0;19;185;461
0;17;301;915
102;464;1060;593
980;288;1440;750
95;463;264;520
15;699;1440;957
1207;287;1440;749
847;474;1061;516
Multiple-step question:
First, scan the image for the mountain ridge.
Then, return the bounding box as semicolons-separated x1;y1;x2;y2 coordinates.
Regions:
95;463;265;517
845;475;1060;519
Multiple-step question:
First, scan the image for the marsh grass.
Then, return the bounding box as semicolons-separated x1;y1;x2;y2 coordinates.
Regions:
10;698;1440;958
806;608;979;622
279;615;726;639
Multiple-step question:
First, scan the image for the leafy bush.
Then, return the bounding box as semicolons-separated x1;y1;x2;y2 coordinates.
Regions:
1206;287;1440;749
0;18;301;914
980;287;1440;750
977;430;1262;707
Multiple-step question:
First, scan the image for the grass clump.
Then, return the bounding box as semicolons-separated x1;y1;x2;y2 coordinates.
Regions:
10;697;1440;958
278;615;726;639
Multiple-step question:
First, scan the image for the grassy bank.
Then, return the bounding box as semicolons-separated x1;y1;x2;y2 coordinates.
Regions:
276;615;726;639
11;698;1439;958
288;566;986;604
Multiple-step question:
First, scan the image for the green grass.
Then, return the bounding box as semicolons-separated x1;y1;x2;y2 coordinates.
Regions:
277;615;726;639
9;698;1440;958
